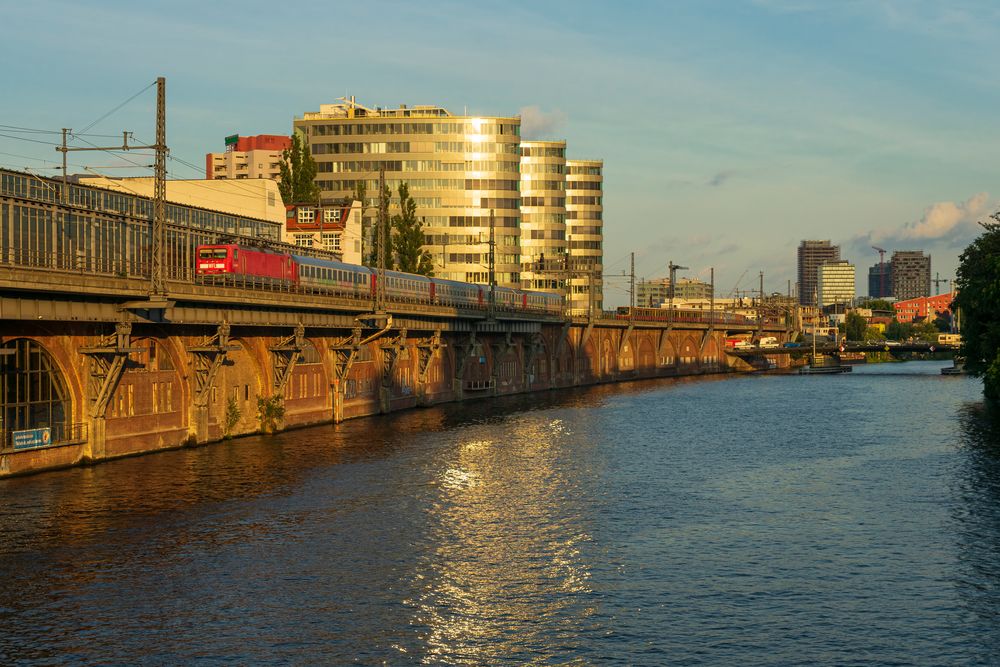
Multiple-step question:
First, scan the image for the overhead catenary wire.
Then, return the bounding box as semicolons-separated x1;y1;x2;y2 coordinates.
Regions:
77;80;157;136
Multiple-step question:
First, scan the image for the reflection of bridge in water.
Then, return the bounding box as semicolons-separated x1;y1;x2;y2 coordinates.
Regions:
728;342;957;357
0;167;790;477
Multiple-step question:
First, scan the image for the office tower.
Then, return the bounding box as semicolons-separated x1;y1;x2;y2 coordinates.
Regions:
798;240;840;306
520;140;567;295
565;159;603;314
295;98;523;287
890;250;931;301
817;260;855;307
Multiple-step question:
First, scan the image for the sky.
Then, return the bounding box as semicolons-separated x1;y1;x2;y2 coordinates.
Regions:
3;0;1000;305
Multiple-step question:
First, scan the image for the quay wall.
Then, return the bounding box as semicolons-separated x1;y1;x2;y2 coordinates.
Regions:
0;322;787;478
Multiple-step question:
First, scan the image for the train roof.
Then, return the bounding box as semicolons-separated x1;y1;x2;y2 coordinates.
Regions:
290;255;374;273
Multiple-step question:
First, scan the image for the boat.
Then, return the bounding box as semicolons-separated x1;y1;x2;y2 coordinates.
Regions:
941;358;966;375
799;353;852;374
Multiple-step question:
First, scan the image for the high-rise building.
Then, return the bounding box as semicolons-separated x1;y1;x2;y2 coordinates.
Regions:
294;98;523;287
890;250;931;301
797;240;840;306
868;262;892;298
817;260;855;307
205;134;290;181
565;159;603;314
520;141;567;295
636;278;671;308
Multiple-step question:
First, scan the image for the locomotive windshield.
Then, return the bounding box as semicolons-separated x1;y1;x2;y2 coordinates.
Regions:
198;247;228;259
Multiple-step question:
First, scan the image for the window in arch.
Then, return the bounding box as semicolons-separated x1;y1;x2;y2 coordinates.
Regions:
1;339;71;447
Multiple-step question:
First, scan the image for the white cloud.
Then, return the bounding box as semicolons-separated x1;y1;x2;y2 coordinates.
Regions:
519;106;567;140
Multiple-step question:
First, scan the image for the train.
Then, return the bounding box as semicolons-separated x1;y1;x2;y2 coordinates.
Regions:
195;243;564;315
614;306;754;325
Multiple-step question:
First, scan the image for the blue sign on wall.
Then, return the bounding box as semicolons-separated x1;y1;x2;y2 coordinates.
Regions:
12;428;52;450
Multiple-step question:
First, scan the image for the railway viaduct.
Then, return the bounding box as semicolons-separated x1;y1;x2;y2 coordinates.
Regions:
0;265;791;478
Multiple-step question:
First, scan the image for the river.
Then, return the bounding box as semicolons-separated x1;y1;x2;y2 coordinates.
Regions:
1;361;998;665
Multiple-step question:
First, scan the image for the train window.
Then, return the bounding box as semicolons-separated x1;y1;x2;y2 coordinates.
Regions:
198;248;228;259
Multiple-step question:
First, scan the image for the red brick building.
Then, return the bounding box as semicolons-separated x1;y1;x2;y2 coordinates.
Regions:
893;291;955;323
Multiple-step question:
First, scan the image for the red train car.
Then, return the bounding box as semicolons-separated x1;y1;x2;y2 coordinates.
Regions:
196;244;297;283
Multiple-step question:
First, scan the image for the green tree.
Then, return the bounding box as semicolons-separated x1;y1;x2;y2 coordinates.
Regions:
886;318;912;341
366;181;393;268
391;183;434;276
256;395;285;434
954;220;1000;402
858;298;895;313
277;134;320;205
845;311;867;341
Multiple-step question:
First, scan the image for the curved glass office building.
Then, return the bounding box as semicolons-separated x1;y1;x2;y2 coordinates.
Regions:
295;99;522;287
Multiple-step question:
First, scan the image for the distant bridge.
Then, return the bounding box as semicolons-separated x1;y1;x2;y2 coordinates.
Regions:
727;342;957;357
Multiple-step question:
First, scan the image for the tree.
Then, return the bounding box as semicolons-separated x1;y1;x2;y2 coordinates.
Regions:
365;180;393;268
845;311;867;341
954;220;1000;402
858;298;895;313
277;134;320;205
885;318;912;341
391;183;434;276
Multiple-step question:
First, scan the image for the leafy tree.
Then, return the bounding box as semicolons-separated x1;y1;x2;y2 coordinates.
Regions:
858;298;895;313
256;395;285;434
392;183;434;276
277;134;320;205
886;318;912;341
845;311;867;341
954;220;1000;402
932;311;952;333
912;321;940;342
366;181;393;268
863;326;884;342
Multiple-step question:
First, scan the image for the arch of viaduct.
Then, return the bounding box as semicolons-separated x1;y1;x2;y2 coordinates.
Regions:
0;320;781;477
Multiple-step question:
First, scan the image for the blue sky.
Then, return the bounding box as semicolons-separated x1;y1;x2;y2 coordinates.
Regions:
3;0;999;303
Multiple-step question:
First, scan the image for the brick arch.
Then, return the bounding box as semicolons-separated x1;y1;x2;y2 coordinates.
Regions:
619;333;636;372
702;337;722;372
0;337;77;441
553;336;575;386
678;335;700;368
635;335;657;376
601;336;615;376
659;336;677;368
578;336;597;382
218;338;268;435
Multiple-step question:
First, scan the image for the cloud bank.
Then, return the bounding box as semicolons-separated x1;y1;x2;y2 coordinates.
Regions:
519;106;567;140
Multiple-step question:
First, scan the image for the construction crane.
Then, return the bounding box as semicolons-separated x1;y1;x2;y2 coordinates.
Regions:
667;260;689;311
933;272;949;294
872;246;887;297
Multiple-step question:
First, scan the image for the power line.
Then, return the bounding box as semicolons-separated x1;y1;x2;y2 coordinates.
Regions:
0;124;121;138
0;132;61;146
78;80;157;135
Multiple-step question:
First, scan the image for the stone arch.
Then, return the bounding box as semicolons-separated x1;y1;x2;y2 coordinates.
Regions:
494;342;521;392
528;337;551;387
284;337;329;406
0;338;74;447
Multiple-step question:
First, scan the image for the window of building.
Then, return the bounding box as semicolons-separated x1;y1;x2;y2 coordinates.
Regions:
323;209;341;224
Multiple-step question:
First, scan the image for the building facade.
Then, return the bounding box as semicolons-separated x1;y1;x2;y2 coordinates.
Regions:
868;261;892;298
890;250;931;301
284;201;363;264
817;260;855;307
294;98;522;288
797;240;840;306
520;141;567;295
565;159;603;314
893;291;953;323
205;134;291;182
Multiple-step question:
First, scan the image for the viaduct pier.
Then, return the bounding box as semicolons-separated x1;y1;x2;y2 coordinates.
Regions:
0;168;788;477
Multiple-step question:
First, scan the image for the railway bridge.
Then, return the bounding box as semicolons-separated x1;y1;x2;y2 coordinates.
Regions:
0;168;788;477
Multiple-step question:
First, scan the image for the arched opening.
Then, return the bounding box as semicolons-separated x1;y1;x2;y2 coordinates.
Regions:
1;339;76;449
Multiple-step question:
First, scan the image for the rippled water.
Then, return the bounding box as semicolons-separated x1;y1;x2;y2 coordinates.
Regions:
2;361;999;665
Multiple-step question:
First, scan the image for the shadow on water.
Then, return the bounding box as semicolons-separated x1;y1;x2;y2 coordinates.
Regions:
951;401;1000;659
